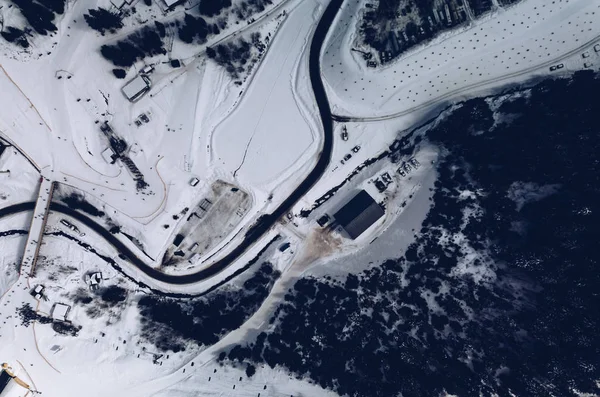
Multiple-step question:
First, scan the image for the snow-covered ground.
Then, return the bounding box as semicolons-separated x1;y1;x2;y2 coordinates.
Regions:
1;0;599;395
322;0;600;118
0;212;31;298
212;0;324;211
0;210;336;397
0;146;40;206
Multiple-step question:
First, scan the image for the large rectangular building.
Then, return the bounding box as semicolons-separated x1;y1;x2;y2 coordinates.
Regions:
334;190;384;239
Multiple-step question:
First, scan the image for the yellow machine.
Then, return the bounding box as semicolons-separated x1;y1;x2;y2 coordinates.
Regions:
1;363;31;390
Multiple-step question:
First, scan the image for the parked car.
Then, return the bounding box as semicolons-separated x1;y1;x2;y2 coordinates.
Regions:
141;65;154;75
341;126;348;141
60;219;77;232
381;172;392;184
374;179;387;192
343;154;352;161
352;145;361;153
409;158;420;168
317;214;330;227
189;177;200;187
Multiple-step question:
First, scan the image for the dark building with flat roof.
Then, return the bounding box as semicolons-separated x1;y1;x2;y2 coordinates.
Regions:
334;190;384;239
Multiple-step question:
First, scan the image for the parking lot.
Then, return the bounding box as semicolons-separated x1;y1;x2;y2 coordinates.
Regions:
161;180;252;271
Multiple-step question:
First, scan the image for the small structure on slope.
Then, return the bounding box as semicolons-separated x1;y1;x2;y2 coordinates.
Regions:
85;272;103;291
51;303;71;322
122;74;151;102
333;190;384;239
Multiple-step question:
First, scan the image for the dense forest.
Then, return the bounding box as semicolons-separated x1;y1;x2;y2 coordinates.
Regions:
137;263;280;352
360;0;520;64
222;71;600;397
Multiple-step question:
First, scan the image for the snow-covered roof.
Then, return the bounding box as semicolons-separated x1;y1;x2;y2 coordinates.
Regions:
121;75;151;102
89;272;102;285
163;0;180;7
51;303;71;321
101;147;115;163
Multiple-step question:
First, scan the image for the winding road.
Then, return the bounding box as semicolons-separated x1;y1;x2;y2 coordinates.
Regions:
0;0;344;285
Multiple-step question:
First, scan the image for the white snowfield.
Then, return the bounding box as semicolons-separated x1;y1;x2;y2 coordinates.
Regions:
322;0;600;119
0;0;325;274
213;0;323;207
0;0;598;395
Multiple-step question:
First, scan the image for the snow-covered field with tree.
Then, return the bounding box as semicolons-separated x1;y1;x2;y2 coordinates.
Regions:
0;0;599;394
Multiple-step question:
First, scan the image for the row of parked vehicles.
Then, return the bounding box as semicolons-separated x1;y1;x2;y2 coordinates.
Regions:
341;145;361;164
398;157;420;177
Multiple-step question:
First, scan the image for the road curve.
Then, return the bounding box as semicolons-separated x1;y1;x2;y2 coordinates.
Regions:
0;0;344;285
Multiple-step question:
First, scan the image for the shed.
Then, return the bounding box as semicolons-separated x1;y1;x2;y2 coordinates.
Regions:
85;272;103;290
122;75;151;102
102;147;117;163
333;190;384;239
51;303;71;322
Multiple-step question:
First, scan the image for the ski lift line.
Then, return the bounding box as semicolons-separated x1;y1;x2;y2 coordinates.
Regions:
0;64;53;134
59;173;128;192
31;322;62;374
0;131;42;172
17;358;39;392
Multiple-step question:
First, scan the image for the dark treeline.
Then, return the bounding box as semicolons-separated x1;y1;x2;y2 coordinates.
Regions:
10;0;64;35
1;27;30;48
178;14;210;43
198;0;231;17
137;263;280;352
84;7;124;35
206;32;261;80
222;71;600;397
101;24;167;67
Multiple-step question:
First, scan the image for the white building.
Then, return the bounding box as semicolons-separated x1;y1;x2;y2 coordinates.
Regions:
85;272;103;291
122;75;152;102
102;147;116;163
51;303;71;322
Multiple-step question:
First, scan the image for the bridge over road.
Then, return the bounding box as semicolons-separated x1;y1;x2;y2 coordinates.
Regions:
20;177;55;278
